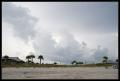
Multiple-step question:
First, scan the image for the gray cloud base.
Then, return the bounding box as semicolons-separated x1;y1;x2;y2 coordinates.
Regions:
2;2;118;64
2;3;38;42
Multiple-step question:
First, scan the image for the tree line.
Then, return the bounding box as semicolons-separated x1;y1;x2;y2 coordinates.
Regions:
26;54;44;64
2;53;118;65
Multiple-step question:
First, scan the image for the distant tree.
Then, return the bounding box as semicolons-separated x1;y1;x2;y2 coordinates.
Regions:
115;59;118;69
54;62;57;65
28;60;32;63
38;55;44;64
26;55;31;63
116;59;118;62
77;61;83;64
103;56;108;69
3;55;9;62
19;60;25;64
102;60;106;63
103;56;108;64
30;54;35;63
71;60;77;65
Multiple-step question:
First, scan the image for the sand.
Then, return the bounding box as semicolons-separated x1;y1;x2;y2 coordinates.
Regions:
2;67;118;79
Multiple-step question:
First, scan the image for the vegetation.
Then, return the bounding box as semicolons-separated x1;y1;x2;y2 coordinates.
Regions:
54;62;57;65
102;56;109;69
2;62;112;68
26;55;31;63
38;55;44;64
3;55;9;63
29;52;35;63
77;61;83;64
71;60;77;65
1;55;115;68
71;60;83;65
116;59;118;62
103;56;108;64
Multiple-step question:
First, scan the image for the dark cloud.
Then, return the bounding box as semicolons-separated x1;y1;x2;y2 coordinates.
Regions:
2;3;38;42
2;2;117;64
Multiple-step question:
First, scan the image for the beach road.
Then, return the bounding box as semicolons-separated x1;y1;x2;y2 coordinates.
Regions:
2;67;118;79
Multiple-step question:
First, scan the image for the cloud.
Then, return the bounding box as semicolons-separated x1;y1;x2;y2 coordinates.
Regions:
28;2;118;34
32;30;109;64
2;2;38;42
32;31;82;64
2;2;118;64
92;46;108;62
2;22;34;60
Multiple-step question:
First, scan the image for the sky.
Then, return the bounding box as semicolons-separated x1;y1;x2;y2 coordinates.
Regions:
2;2;118;64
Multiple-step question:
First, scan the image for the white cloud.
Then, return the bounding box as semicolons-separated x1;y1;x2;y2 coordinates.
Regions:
2;2;38;42
2;2;118;64
2;22;35;61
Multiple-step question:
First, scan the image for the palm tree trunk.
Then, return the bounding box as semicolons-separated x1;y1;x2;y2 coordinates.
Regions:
5;59;7;63
40;59;41;64
105;60;108;69
28;59;29;63
32;58;33;63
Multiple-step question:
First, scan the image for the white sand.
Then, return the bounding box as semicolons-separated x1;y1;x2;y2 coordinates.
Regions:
2;67;118;79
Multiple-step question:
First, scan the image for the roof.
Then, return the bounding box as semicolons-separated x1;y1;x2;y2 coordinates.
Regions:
9;57;22;62
2;57;23;62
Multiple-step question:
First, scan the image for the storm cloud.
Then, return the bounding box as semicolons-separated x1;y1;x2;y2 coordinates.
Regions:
2;2;38;42
2;2;118;64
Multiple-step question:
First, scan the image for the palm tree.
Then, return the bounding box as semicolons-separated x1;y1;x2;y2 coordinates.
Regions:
116;59;118;62
103;56;108;69
38;55;44;64
30;55;35;63
115;59;118;69
3;55;9;62
26;55;31;63
71;60;77;65
103;56;108;64
102;60;106;63
54;62;57;65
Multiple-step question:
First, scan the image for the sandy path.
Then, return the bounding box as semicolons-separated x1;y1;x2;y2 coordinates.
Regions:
2;67;118;79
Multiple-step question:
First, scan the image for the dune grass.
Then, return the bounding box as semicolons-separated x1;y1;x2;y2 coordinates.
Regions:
2;62;112;68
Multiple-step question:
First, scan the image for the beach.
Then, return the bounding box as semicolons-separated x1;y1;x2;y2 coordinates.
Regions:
2;67;118;79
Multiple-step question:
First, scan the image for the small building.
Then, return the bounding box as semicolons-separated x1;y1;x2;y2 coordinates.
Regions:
2;57;25;64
